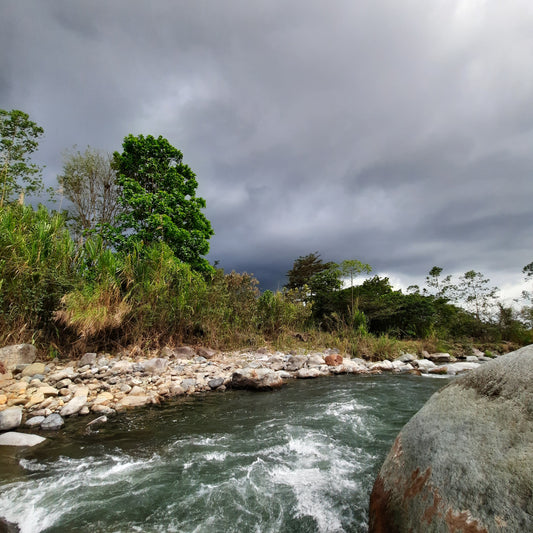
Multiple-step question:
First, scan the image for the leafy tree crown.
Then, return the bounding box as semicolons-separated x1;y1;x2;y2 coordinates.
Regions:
110;134;214;272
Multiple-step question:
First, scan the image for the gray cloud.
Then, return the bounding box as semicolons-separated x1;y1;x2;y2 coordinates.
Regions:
1;0;532;294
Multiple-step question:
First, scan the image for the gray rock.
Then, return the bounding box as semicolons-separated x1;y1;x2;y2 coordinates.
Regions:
426;352;453;363
174;346;197;359
60;395;87;416
0;407;22;431
0;344;37;370
55;378;73;389
48;367;77;382
24;416;45;428
110;361;134;374
369;344;533;533
193;356;208;364
169;383;185;396
21;362;46;377
79;353;97;367
208;377;224;389
465;355;479;362
369;360;393;371
284;355;307;371
140;358;168;374
41;413;64;430
307;354;326;367
180;378;197;391
265;355;284;371
413;359;436;372
446;361;480;375
297;368;321;379
398;352;417;363
0;432;46;447
230;368;284;391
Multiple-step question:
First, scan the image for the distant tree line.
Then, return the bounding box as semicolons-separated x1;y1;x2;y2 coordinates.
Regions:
284;251;532;345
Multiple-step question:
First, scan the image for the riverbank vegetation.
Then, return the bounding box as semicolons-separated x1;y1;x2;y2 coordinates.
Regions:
1;109;532;360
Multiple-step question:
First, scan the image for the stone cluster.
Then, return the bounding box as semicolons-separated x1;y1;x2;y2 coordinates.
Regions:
0;343;494;443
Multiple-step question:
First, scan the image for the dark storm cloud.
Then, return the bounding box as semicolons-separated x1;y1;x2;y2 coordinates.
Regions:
1;0;532;295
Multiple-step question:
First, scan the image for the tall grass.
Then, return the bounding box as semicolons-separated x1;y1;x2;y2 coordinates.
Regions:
0;204;77;345
2;203;520;359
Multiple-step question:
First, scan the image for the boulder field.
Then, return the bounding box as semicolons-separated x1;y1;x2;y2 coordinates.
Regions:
0;343;496;441
369;344;533;533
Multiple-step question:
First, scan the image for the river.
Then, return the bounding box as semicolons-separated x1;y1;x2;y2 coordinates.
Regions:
0;373;450;533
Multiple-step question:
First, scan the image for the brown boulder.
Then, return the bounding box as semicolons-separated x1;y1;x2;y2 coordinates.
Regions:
324;354;343;366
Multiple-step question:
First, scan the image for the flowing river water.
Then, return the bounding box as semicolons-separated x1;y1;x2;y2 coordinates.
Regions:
0;373;450;533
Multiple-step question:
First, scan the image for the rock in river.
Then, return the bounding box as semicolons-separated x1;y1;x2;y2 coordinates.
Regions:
230;368;283;391
0;432;46;447
369;344;533;533
41;413;64;430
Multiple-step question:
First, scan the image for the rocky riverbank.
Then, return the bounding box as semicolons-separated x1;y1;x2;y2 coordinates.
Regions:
0;343;494;443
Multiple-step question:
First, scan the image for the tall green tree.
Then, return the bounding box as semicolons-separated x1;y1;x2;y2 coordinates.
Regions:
110;134;214;272
58;146;121;238
0;109;44;207
285;251;335;291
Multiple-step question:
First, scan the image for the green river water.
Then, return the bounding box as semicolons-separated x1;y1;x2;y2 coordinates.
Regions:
0;373;450;533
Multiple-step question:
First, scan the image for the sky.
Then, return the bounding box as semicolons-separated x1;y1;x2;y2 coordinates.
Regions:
1;0;532;301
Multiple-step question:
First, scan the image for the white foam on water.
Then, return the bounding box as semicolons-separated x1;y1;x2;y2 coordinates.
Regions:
0;452;164;532
203;450;228;461
270;465;344;532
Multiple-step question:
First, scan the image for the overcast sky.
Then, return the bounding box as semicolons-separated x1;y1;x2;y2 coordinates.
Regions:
2;0;532;299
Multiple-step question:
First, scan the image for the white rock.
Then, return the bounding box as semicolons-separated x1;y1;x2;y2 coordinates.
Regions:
110;361;134;374
60;395;87;416
370;360;394;371
0;406;22;430
0;432;46;447
446;362;481;375
414;359;437;372
297;368;321;379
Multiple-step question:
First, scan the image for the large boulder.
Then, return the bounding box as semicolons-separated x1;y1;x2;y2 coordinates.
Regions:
369;344;533;533
230;368;284;391
0;344;37;370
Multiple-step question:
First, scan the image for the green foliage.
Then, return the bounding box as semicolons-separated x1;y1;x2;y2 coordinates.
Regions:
58;146;121;238
258;289;312;337
0;109;44;207
285;252;336;291
110;134;214;272
0;204;77;343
